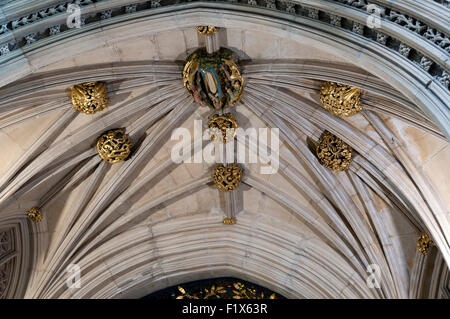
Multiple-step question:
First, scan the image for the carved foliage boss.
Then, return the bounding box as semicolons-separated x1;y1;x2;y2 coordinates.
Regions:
208;113;238;144
316;131;353;171
196;26;219;36
97;129;132;164
417;232;434;255
213;163;243;192
27;207;43;222
320;82;362;117
223;218;236;225
71;81;108;114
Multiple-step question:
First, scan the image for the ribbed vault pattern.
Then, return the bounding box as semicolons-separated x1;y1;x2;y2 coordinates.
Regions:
0;59;447;298
0;4;448;299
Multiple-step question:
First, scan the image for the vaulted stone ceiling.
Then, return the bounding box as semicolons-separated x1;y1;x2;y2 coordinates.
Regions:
0;0;449;299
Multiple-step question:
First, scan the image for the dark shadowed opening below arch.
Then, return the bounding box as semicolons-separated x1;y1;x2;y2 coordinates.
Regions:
141;277;286;299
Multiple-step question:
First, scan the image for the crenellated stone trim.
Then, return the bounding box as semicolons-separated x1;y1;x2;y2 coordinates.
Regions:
49;24;61;35
125;4;137;14
334;0;449;58
0;0;447;91
0;1;103;35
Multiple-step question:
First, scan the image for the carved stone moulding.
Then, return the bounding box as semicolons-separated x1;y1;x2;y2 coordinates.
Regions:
319;82;362;117
316;131;353;171
223;217;236;225
196;25;219;36
213;163;243;192
27;207;43;223
208;113;238;144
96;128;132;164
417;232;434;255
183;48;244;110
71;81;109;114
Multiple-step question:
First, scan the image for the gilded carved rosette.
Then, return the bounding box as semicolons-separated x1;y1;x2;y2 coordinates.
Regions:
213;163;243;192
208;113;238;144
316;131;353;171
196;26;219;36
320;82;362;117
27;207;43;223
71;81;109;114
183;48;244;110
417;232;434;255
96;128;132;164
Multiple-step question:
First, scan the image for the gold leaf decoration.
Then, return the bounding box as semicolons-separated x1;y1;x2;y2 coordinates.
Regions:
320;82;362;117
96;129;132;164
71;81;109;114
196;26;219;36
27;207;43;223
417;232;434;255
169;279;281;299
316;131;353;171
208;113;238;143
233;282;257;299
213;163;243;192
183;48;244;110
223;217;236;225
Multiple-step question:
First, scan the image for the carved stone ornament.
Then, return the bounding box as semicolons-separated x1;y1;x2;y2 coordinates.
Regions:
27;207;43;223
96;129;132;164
2;1;448;86
0;232;8;255
319;82;362;117
417;232;434;255
183;48;244;110
196;26;219;36
316;131;353;171
213;163;243;192
208;113;238;144
223;217;236;225
174;280;279;299
71;81;109;114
